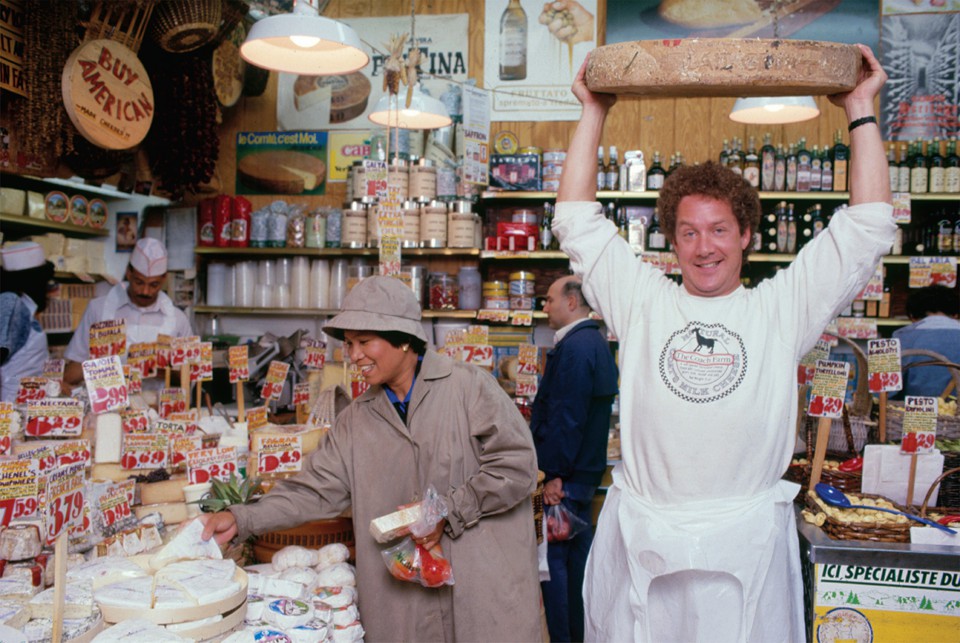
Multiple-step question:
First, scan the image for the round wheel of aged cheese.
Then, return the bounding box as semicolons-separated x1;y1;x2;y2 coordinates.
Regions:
238;151;327;194
586;39;861;97
212;22;246;108
293;71;371;123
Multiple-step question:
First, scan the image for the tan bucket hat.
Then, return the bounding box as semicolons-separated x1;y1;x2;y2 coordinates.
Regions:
323;275;427;343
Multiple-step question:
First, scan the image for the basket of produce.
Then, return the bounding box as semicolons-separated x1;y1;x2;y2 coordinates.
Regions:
254;517;355;564
883;351;960;441
917;467;960;530
533;470;545;544
787;407;863;495
802;489;913;544
149;0;222;52
935;443;960;508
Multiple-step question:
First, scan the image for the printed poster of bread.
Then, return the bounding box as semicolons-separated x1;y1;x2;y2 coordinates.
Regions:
293;72;371;123
586;38;860;98
238;151;327;194
658;0;763;28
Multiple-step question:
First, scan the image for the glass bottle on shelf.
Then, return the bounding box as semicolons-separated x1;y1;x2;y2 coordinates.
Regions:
891;226;903;256
458;266;481;310
728;139;743;177
647;152;666;190
811;203;826;240
796;138;811;192
945;137;959;194
936;216;953;255
831;129;848;193
647;210;666;250
499;0;527;80
760;133;776;192
596;146;606;192
928;138;945;193
774;144;787;192
897;142;911;193
606;146;620;191
776;201;789;253
540;205;554;250
886;144;898;193
910;139;929;194
786;203;797;253
785;144;798;192
809;145;822;191
743;136;760;188
719;139;731;167
821;147;834;192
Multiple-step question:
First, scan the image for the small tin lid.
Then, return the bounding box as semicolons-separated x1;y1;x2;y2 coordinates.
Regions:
509;271;535;281
518;146;542;155
424;199;448;211
450;199;473;214
494;130;519;154
402;200;421;210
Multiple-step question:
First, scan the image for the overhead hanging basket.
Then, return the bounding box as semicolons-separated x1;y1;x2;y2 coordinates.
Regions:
150;0;222;53
82;0;157;53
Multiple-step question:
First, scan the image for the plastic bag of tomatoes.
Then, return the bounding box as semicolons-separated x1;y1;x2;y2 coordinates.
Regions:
382;537;455;588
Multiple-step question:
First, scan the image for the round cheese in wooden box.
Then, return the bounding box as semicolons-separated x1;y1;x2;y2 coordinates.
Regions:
88;199;108;229
586;39;861;97
69;195;89;226
45;191;69;223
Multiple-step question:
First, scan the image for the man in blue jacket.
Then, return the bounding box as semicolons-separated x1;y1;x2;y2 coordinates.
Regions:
531;275;619;642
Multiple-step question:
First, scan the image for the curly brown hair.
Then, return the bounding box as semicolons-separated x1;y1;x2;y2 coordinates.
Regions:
657;161;761;260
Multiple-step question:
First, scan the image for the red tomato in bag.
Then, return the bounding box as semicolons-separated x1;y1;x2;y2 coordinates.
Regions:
418;545;452;588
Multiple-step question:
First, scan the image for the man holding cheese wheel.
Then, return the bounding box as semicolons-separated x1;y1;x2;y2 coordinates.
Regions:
554;45;893;641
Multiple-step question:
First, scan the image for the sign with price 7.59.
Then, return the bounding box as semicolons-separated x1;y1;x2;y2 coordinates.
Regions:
44;463;85;545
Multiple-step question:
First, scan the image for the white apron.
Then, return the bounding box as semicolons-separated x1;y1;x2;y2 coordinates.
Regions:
584;464;804;643
1;316;48;402
101;284;179;347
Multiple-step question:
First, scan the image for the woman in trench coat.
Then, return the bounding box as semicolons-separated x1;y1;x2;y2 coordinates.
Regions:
202;276;543;642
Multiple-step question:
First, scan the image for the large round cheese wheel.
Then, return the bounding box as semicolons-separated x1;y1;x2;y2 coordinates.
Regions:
586;39;861;97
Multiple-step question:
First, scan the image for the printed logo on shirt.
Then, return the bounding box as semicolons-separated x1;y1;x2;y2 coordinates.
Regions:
659;322;746;403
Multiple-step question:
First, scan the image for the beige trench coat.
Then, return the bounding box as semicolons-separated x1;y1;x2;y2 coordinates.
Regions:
231;351;543;642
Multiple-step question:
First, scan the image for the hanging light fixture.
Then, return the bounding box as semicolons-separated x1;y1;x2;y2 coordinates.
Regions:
368;85;452;130
240;0;368;75
729;96;820;125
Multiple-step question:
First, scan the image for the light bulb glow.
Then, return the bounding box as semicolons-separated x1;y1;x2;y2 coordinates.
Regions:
289;35;320;48
764;103;785;112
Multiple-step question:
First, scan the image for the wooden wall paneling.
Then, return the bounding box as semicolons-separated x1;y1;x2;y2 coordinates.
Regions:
675;97;712;164
708;97;736;164
634;97;675;164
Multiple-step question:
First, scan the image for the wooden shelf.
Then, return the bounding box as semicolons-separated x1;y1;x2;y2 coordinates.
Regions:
195;247;481;258
0;213;109;237
194;305;546;320
481;190;956;202
0;172;171;206
480;250;568;260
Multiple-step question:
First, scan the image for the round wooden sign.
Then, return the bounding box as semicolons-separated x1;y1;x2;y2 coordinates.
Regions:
61;39;154;150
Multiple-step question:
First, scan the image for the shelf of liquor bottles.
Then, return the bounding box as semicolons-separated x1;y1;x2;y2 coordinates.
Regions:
480;190;953;202
194;305;546;321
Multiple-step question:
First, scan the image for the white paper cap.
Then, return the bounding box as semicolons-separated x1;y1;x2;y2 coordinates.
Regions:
1;242;46;271
129;238;167;277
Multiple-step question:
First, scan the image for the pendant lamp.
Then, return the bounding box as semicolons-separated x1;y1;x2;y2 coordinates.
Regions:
368;85;452;130
240;0;368;75
729;96;820;125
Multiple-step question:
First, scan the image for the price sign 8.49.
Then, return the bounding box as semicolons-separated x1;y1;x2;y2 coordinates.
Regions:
44;463;85;545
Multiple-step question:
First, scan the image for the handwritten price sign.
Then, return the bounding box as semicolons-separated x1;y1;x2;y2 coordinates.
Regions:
461;344;494;367
42;358;65;381
808;359;850;419
477;309;511;323
16;377;54;405
515;373;539;398
169;435;203;469
261;361;290;401
124;365;142;394
247;406;268;430
0;403;13;455
26;398;84;437
510;311;533;327
89;319;126;359
83;355;128;414
228;345;250;382
120;409;149;433
54;440;91;469
867;338;903;393
121;433;169;470
98;486;133;532
0;459;40;527
156;334;172;370
257;435;302;474
128;342;157;379
169;336;201;367
518;343;540;375
293;382;311;406
43;463;85;545
159;388;187;418
17;445;55;473
186;446;239;484
348;363;370;399
901;396;938;454
303;340;326;370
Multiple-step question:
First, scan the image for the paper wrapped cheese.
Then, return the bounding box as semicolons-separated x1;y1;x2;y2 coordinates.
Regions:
369;505;422;543
586;39;861;97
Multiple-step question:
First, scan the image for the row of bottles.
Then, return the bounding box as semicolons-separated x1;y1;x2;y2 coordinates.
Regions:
886;138;960;194
754;201;832;254
899;211;960;256
720;133;849;193
595;146;683;192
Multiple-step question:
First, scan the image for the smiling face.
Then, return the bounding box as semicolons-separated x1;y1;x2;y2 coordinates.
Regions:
126;266;166;308
343;330;418;395
672;195;752;298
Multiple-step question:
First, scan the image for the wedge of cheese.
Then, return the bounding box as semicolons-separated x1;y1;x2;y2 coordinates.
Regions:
148;519;222;571
29;581;95;620
139;476;189;505
369;505;422;543
92;618;191;642
94;412;123;463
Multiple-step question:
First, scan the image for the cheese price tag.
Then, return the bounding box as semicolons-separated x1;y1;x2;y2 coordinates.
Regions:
461;344;494;367
228;345;250;382
115;479;136;509
168;409;200;425
510;311;533;327
856;264;884;301
43;462;85;546
17;445;56;474
199;342;213;380
42;358;65;381
907;257;956;289
363;159;387;199
154;418;192;435
808;359;850;418
96;484;134;534
169;435;203;470
120;409;149;433
901;396;938;454
169;335;201;367
892;193;911;224
26;398;84;437
123;365;142;394
54;439;91;469
867;338;903;393
121;433;170;470
128;342;157;379
159;387;187;418
837;317;877;340
464;325;489;345
0;402;13;456
156;334;172;370
186;446;239;484
257;435;303;474
261;360;290;401
517;343;539;375
89;319;127;359
476;309;511;323
303;340;326;370
0;459;40;528
247;405;269;430
83;355;128;414
293;382;311;406
16;377;56;405
67;500;92;540
379;234;401;277
348;363;370;399
515;373;539;398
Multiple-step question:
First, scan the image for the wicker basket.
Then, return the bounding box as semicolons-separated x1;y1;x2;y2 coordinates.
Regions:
533;471;545;544
882;352;960;441
253;516;355;564
149;0;222;52
805;490;912;543
918;467;960;528
787;407;863;495
82;0;157;52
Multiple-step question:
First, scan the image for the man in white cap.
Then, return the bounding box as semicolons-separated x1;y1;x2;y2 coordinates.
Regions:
63;237;192;387
1;242;54;402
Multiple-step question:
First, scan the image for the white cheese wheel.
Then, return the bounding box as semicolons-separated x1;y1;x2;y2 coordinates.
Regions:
91;618;191;641
0;599;30;629
245;594;265;622
0;524;42;562
264;598;313;629
29;581;95;620
66;556;148;589
289;618;329;643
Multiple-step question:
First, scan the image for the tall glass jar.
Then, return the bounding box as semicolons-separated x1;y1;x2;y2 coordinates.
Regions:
428;272;458;310
458;266;481;310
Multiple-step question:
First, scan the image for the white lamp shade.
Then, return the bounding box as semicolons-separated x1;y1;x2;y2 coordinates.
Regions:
729;96;820;125
241;14;369;75
368;88;452;130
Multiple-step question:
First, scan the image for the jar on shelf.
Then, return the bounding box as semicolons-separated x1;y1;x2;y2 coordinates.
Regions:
420;199;448;248
483;280;509;309
325;208;342;248
347;264;374;293
458;266;481;310
428;272;459;310
341;201;367;248
305;208;326;248
401;200;421;248
448;199;478;249
405;264;427;307
409;158;437;201
509;271;535;310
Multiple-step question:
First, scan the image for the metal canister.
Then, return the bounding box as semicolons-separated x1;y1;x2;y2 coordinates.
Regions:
542;148;566;193
409;158;437;201
447;199;477;249
508;271;536;310
367;204;381;248
420;199;448;248
483;280;509;309
401;200;421;248
341;201;367;248
387;158;410;203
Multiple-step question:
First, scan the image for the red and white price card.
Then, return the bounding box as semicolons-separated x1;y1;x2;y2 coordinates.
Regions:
901;396;938;454
159;387;187;418
154;418;193;435
168;409;199;425
261;360;290;401
855;264;884;301
0;459;40;528
348;363;370;399
293;382;311;406
379;234;401;277
16;377;55;405
247;405;268;430
867;338;903;393
510;311;534;327
54;439;91;469
0;402;13;456
83;355;128;414
464;325;489;345
837;317;878;340
89;318;127;359
97;484;134;534
121;433;169;470
808;359;850;418
68;500;92;540
228;345;250;382
26;398;84;437
120;409;150;433
17;444;56;474
515;373;539;398
42;358;64;381
169;335;201;367
186;446;239;484
909;257;958;289
115;479;136;509
363;159;388;199
169;435;204;470
303;339;326;370
200;342;213;380
123;364;142;394
477;309;511;323
43;462;85;546
461;344;494;367
518;343;540;375
257;435;303;474
156;334;172;370
892;193;911;224
128;342;157;379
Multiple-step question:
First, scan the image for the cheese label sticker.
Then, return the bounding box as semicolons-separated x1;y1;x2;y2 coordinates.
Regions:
0;403;13;456
120;409;149;433
26;398;84;437
293;382;311;406
169;435;204;470
465;325;489;345
16;377;56;405
303;340;325;370
83;355;128;414
261;360;290;401
54;440;91;469
89;319;127;359
247;405;268;430
867;338;902;393
228;345;250;382
515;373;538;398
159;388;187;418
156;334;172;370
257;435;303;474
43;462;86;545
42;358;65;381
186;446;239;484
901;396;937;454
128;342;157;379
808;359;850;418
121;433;170;470
518;343;539;375
0;459;40;528
477;309;511;323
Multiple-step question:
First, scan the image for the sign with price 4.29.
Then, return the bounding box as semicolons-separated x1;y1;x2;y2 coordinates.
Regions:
186;446;239;484
257;435;302;474
867;338;903;393
44;463;85;545
808;359;849;419
121;433;169;470
901;396;938;454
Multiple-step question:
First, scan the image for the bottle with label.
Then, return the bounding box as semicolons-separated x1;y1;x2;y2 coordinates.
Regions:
910;139;929;193
540;204;554;250
954;216;960;255
937;218;953;255
945;138;960;193
762;208;779;253
776;201;789;253
891;226;903;255
796;138;812;192
727;141;743;177
811;203;826;240
647;210;666;250
897;142;911;193
821;149;834;193
760;133;776;192
928;138;945;193
743;136;760;188
719;139;731;167
786;203;797;253
617;206;629;241
785;144;798;191
647;151;666;190
774;144;787;192
596;146;606;192
606;146;620;191
809;145;822;191
499;0;527;81
831;129;849;193
628;213;646;253
886;144;898;193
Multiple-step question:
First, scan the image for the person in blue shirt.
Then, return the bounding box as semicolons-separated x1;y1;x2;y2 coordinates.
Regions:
530;275;618;642
893;285;960;398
